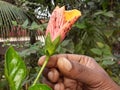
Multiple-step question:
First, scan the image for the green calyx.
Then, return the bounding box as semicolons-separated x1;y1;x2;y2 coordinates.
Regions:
45;33;60;56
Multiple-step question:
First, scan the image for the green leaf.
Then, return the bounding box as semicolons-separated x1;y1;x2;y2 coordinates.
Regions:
62;40;74;53
102;48;112;56
29;84;51;90
45;33;53;56
30;22;40;30
102;60;115;66
53;35;60;48
103;11;114;17
96;42;104;48
21;19;29;28
5;46;27;90
94;10;114;18
12;21;18;26
94;10;104;16
90;48;102;56
61;40;70;46
102;44;112;56
101;0;109;10
75;22;87;29
103;30;114;38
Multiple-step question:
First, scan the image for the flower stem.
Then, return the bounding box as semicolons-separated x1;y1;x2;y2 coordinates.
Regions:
32;55;50;86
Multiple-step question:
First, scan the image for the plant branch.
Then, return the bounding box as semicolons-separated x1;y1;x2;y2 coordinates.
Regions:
32;55;50;86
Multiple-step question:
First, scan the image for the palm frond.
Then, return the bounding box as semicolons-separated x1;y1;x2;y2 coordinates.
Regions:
0;1;39;38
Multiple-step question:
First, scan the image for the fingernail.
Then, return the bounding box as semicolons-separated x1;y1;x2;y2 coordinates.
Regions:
48;71;53;80
38;56;46;66
66;88;71;90
58;57;72;71
54;83;64;90
48;69;59;83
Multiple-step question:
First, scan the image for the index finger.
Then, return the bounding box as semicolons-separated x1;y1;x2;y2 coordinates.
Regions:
38;54;87;68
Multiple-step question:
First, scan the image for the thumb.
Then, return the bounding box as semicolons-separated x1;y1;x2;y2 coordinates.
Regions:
57;57;102;85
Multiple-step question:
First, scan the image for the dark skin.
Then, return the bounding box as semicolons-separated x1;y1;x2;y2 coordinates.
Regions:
38;54;120;90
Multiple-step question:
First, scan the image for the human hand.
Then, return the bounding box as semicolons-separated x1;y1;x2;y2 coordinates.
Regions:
38;54;120;90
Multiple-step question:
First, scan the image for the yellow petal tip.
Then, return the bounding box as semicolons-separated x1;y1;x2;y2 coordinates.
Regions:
64;9;81;21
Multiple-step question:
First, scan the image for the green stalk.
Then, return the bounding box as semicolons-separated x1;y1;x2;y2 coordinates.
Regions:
32;55;50;86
